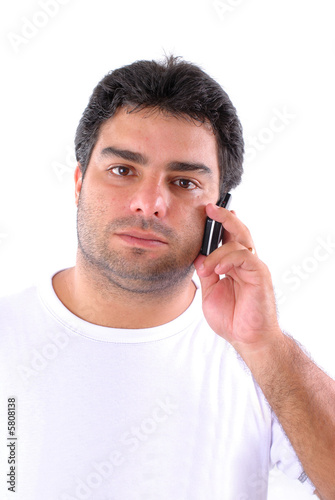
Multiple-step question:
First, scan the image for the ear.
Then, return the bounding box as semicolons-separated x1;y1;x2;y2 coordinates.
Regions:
74;163;83;206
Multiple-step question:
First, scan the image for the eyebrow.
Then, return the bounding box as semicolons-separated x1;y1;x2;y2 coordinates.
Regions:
100;146;213;177
166;161;213;176
100;146;148;165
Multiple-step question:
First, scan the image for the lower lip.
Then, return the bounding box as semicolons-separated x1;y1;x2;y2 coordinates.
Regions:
116;234;167;248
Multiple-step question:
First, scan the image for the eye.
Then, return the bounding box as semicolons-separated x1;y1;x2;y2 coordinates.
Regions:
173;178;198;190
109;166;135;176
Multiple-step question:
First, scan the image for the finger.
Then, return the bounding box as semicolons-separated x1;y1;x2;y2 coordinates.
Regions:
193;254;206;270
214;249;257;275
213;249;265;287
206;204;255;249
194;254;220;292
198;246;263;290
197;241;246;277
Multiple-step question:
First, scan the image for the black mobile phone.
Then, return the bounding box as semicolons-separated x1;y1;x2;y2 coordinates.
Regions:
200;193;232;256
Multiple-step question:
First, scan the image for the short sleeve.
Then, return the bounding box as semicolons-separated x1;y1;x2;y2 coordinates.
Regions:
270;412;316;495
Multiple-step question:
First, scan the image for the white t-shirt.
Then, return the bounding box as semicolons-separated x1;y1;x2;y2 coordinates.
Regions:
0;272;315;499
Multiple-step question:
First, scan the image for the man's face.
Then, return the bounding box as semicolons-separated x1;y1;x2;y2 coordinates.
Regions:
75;107;220;294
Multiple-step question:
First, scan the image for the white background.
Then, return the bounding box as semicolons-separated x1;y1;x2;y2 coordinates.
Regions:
1;0;334;498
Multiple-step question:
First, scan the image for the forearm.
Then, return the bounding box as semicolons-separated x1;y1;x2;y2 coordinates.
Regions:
237;331;335;500
195;206;335;496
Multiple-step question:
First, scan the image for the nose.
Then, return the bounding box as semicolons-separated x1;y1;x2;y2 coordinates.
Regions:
129;179;168;218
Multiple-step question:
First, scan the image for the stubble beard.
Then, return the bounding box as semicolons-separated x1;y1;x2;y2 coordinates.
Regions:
76;193;200;296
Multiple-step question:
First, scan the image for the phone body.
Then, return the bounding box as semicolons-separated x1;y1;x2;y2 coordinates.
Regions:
200;193;232;256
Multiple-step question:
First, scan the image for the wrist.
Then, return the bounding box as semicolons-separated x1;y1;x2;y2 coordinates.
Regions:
232;327;287;372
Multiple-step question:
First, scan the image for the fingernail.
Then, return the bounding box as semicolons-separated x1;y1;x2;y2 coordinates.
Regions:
198;263;204;272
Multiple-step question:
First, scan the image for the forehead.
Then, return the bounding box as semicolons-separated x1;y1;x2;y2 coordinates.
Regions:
94;107;220;173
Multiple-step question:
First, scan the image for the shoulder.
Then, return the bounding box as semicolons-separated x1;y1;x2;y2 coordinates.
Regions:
0;286;39;323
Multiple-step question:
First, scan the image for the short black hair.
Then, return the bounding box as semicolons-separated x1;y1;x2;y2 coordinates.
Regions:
75;55;244;194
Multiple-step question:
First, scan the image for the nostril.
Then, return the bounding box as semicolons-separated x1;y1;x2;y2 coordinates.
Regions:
129;187;168;218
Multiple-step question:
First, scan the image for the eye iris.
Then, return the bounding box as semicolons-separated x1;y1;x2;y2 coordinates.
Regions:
180;179;191;188
118;167;129;176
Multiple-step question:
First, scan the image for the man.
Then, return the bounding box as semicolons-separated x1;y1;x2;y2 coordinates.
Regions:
0;56;334;499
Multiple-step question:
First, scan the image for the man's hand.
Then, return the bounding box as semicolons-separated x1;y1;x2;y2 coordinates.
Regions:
194;203;282;355
194;203;335;499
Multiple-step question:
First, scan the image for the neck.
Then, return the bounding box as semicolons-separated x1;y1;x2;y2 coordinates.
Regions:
52;252;197;329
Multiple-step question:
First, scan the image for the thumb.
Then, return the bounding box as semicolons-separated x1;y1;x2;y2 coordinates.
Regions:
194;254;220;295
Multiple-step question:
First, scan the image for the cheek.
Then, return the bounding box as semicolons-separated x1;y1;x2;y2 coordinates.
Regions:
177;206;207;247
87;183;128;216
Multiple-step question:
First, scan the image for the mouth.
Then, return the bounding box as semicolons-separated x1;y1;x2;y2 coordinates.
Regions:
115;230;168;248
